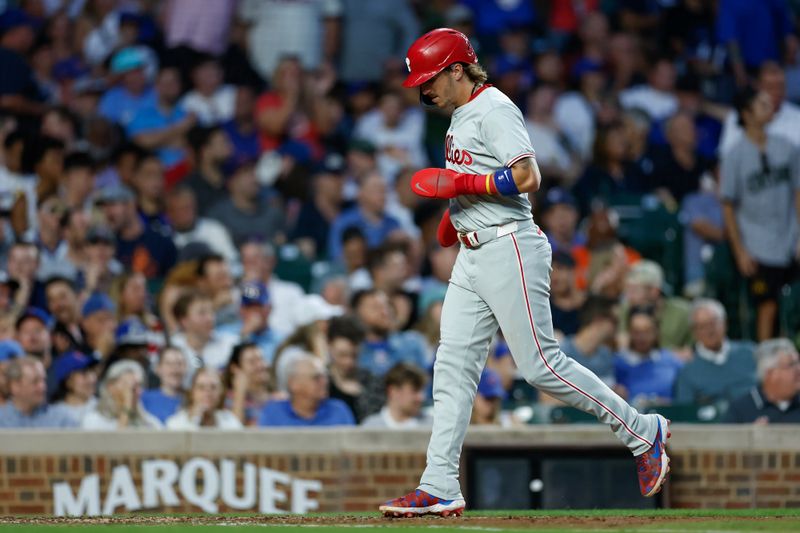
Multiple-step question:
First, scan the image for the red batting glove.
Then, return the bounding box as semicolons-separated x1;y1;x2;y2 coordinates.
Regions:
411;168;493;199
437;209;458;247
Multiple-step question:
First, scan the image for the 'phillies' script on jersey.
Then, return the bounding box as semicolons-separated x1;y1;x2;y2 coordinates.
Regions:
445;134;473;166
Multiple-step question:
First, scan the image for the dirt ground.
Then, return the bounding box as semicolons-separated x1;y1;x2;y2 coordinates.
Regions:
0;513;792;529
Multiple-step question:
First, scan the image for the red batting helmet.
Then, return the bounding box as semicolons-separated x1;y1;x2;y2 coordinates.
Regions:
402;28;478;88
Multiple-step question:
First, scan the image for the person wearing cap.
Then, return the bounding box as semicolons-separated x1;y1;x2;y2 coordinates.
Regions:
184;125;234;216
361;362;431;429
98;47;156;127
206;156;286;247
550;250;586;338
48;351;99;424
141;345;188;423
128;66;193;172
470;368;508;426
14;307;54;369
97;181;178;280
0;339;24;403
327;171;403;261
0;9;47;116
80;292;118;361
0;356;78;428
539;187;583;256
216;281;283;364
554;57;607;160
620;260;692;353
82;359;162;429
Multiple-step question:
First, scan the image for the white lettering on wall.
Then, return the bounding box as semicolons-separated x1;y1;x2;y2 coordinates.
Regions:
220;459;257;510
259;468;290;514
291;478;323;514
179;458;220;513
103;465;142;515
142;460;180;508
53;474;100;517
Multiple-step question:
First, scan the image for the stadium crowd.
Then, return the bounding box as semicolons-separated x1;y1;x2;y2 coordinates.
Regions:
0;0;799;431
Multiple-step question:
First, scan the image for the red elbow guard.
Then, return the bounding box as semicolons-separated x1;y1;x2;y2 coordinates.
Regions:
437;209;458;247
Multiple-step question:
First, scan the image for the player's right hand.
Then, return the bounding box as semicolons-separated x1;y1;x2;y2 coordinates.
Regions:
437;209;458;247
411;168;458;199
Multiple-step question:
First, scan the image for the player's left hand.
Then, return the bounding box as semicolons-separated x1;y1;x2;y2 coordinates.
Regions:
411;168;458;199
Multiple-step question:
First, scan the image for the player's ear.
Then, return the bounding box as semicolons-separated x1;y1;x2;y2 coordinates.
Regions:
450;63;464;81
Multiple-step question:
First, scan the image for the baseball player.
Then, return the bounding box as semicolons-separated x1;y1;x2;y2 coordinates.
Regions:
379;29;670;518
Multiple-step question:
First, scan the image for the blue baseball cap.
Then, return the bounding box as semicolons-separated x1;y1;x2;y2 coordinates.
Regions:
115;318;149;346
223;154;257;179
0;340;24;362
81;293;116;318
15;307;53;330
572;58;604;80
0;9;38;33
94;183;135;205
540;187;577;212
110;47;148;74
241;282;269;307
53;351;97;384
477;368;506;400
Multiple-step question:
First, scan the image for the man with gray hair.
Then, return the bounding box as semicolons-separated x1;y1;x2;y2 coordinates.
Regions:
0;356;78;428
674;299;756;406
724;338;800;423
258;353;355;427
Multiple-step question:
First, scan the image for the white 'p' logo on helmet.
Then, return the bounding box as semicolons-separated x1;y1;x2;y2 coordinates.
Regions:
405;57;411;72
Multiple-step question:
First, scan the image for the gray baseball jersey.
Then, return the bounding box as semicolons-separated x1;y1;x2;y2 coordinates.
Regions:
446;86;536;232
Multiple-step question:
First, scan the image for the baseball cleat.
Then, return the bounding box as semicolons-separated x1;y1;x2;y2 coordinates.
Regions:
635;414;671;497
379;489;465;517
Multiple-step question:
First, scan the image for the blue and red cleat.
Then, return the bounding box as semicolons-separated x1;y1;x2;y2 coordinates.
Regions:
379;489;465;518
636;414;671;497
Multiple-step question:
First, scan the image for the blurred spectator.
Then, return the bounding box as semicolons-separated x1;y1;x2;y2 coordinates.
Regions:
217;281;283;364
619;56;678;121
195;253;236;325
80;225;123;300
35;196;75;282
675;299;757;406
104;318;153;379
207;157;285;247
354;90;427;181
328;172;402;261
720;62;800;154
128;66;193;171
224;342;274;426
560;296;618;387
49;350;98;423
554;58;606;160
15;307;54;370
661;0;717;74
94;142;145;191
184;125;234;216
130;152;168;233
716;0;797;87
724;338;800;423
166;185;239;265
550;251;586;338
326;315;380;422
0;9;46;116
141;345;186;424
680;168;724;297
82;359;162;429
110;272;160;330
0;339;24;402
387;167;423;240
361;362;430;428
620;260;692;351
170;291;238;373
614;308;683;407
79;292;117;361
0;356;77;428
44;276;89;355
165;0;236;57
572;122;640;216
180;56;236;126
540;187;583;255
366;244;410;295
238;0;342;80
166;368;242;429
61;151;95;211
96;183;178;280
223;85;260;161
352;289;428;376
525;84;577;185
240;240;306;337
338;0;418;83
721;87;800;341
291;154;346;260
98;47;156;128
258;352;355;427
470;368;507;426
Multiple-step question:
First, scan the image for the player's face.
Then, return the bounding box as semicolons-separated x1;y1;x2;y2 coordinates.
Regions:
420;69;455;108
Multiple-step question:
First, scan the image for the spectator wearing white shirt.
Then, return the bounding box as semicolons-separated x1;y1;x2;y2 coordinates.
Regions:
619;56;678;122
166;186;238;267
554;58;606;160
719;62;800;155
361;363;431;429
49;351;99;424
166;368;242;430
525;83;577;185
179;56;236;126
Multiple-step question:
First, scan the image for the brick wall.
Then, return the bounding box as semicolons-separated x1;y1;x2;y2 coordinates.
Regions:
0;426;798;515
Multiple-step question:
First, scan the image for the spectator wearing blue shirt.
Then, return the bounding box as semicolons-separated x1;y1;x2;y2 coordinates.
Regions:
328;172;403;261
127;66;194;171
615;308;683;408
99;47;157;127
217;282;283;363
0;357;78;428
353;289;429;377
223;86;262;162
141;346;187;423
259;353;355;427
